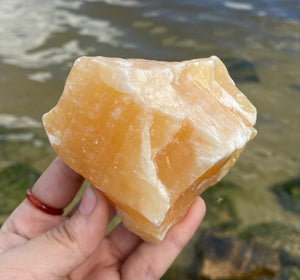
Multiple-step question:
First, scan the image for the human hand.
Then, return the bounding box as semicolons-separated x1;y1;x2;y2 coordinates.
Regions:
0;157;206;280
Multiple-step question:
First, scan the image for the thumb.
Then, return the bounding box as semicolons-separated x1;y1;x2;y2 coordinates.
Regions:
3;186;110;278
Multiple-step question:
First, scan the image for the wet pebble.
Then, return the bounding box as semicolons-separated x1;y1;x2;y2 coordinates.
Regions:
198;231;280;280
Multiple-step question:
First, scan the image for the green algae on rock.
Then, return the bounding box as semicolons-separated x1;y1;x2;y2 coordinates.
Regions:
0;163;40;222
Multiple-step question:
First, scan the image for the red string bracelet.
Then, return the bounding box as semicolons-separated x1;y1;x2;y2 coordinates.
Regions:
26;189;64;216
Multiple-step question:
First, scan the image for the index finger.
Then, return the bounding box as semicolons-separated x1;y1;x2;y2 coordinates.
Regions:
1;157;84;238
32;157;84;209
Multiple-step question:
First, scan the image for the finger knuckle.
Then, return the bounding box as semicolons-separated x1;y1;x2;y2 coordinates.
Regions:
169;235;186;252
45;222;78;253
136;250;159;280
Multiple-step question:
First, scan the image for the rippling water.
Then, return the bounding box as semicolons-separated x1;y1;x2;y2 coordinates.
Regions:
1;0;300;278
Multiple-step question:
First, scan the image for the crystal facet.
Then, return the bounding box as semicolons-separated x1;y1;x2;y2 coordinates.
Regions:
43;56;257;243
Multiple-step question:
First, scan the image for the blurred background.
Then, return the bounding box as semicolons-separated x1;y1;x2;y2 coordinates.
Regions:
0;0;299;279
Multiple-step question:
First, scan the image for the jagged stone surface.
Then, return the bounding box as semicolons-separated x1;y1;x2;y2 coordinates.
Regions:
43;56;256;243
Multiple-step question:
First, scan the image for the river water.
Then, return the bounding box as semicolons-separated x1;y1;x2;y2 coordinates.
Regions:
0;0;300;279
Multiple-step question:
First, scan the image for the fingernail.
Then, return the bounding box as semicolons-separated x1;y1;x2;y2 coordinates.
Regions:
79;186;97;215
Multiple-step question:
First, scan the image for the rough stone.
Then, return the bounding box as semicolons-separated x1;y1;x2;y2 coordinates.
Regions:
198;231;280;280
43;56;257;242
241;222;300;267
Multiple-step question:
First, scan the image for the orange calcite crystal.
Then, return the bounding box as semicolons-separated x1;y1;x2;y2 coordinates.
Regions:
43;56;257;243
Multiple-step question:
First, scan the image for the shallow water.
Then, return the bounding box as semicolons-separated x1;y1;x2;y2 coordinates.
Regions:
1;0;300;278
